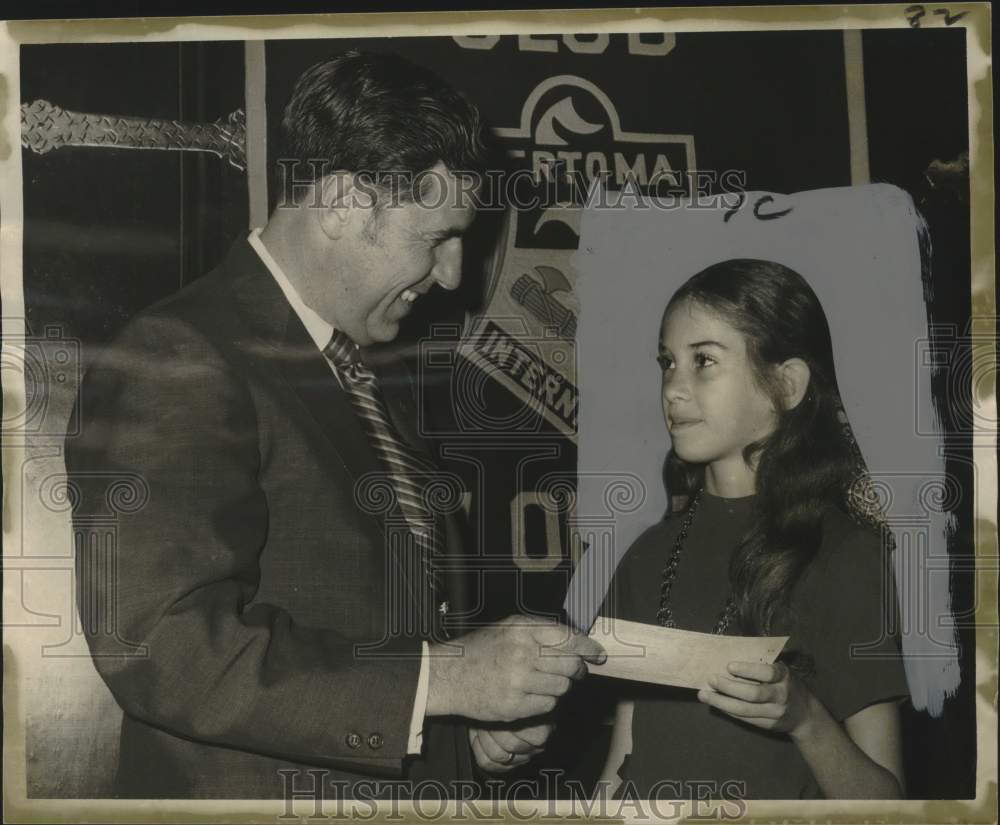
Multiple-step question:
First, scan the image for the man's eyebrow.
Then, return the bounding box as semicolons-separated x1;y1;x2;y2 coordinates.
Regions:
427;228;464;240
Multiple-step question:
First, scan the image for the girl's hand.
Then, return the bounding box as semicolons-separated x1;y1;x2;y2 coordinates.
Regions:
696;661;820;740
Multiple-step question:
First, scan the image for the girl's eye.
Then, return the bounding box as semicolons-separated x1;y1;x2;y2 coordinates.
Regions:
656;354;673;371
694;352;717;368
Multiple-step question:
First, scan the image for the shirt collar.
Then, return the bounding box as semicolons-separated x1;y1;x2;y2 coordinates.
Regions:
247;227;334;352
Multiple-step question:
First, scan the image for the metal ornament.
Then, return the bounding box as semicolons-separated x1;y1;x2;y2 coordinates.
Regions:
20;99;247;171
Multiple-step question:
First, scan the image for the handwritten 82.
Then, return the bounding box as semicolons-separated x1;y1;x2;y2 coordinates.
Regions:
904;5;969;27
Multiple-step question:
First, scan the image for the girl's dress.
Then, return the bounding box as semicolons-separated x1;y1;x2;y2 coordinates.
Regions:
606;491;910;799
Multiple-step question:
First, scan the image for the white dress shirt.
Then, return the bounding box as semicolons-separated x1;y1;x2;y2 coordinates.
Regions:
248;228;430;755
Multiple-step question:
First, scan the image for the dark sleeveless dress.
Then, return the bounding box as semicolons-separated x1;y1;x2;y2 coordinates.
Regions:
605;492;909;799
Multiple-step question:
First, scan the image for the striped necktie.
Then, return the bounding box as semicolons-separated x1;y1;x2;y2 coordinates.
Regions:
323;330;446;620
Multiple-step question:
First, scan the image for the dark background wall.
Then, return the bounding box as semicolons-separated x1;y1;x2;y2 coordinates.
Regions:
21;41;247;361
862;26;975;799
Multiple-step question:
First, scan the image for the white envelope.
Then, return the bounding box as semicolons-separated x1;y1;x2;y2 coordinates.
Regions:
587;617;788;689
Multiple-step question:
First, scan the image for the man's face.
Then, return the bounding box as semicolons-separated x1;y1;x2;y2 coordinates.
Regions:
330;162;477;346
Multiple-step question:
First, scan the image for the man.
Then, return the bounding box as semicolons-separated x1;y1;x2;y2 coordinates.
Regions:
66;50;604;799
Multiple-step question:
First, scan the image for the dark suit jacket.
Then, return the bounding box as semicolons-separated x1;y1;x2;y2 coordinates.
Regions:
65;237;473;799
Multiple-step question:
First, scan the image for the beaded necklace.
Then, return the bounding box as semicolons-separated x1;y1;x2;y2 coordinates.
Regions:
655;488;738;635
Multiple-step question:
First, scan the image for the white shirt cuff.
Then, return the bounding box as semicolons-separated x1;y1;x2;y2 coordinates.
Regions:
407;641;430;754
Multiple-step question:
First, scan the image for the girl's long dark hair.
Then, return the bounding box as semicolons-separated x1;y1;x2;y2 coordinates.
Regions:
665;259;860;635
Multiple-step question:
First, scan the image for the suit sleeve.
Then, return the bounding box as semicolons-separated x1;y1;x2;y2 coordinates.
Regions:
66;313;422;774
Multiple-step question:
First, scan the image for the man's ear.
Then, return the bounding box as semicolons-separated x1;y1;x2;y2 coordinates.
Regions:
777;358;811;410
316;172;368;241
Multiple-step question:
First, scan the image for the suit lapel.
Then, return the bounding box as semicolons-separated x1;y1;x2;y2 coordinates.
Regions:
365;346;467;636
224;239;382;485
363;348;426;456
222;238;433;627
278;318;385;483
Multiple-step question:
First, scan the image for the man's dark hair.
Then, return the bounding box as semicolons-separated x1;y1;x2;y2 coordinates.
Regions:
277;49;490;206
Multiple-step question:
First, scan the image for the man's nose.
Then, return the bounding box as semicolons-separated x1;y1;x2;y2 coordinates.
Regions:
433;238;463;291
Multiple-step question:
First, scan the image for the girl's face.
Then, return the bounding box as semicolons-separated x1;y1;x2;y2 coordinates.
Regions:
659;299;779;493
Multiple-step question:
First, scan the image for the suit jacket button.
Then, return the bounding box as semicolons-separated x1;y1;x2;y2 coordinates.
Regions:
346;732;362;749
367;733;384;750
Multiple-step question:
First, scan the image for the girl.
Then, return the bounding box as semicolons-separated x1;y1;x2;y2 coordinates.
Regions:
600;259;909;800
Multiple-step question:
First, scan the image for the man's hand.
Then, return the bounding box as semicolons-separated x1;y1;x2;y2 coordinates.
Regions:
426;615;605;722
468;720;554;773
